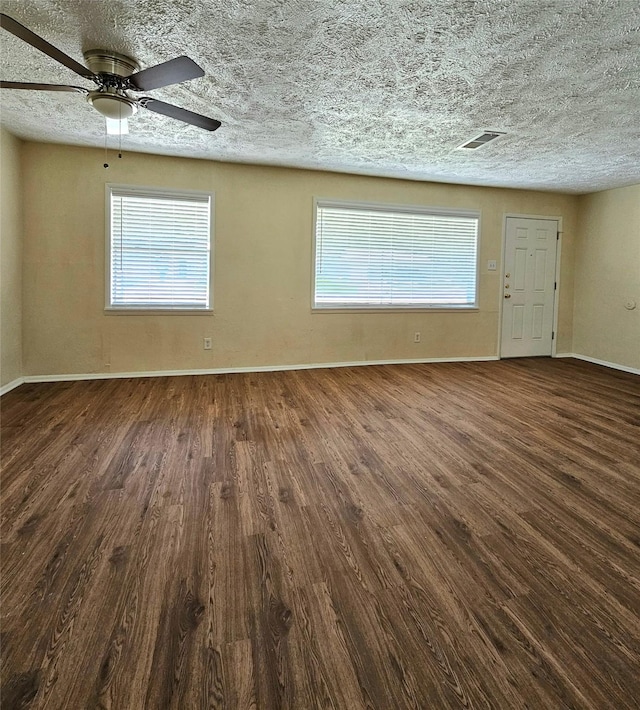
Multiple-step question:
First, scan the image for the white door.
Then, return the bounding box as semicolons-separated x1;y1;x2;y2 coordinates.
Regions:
501;217;558;358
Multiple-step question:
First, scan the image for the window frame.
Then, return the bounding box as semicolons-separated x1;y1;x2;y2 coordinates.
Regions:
105;184;214;314
311;198;481;313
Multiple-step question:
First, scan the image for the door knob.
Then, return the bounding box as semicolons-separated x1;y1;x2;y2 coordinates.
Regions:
504;294;511;299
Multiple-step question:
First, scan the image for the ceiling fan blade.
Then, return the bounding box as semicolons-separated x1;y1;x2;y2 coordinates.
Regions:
128;56;204;91
1;80;88;93
0;13;96;81
141;98;221;131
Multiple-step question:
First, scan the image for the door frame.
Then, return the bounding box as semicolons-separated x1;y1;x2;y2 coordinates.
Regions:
498;213;563;359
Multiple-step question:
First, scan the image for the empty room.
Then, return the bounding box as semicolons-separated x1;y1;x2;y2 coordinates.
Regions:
1;1;639;708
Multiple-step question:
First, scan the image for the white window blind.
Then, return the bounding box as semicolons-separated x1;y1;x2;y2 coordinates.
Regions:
108;186;212;310
314;202;479;309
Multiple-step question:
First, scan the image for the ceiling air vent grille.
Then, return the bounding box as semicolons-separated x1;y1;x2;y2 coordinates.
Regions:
457;131;506;150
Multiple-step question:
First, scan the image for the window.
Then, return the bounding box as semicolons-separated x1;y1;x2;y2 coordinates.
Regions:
314;200;479;310
107;185;212;311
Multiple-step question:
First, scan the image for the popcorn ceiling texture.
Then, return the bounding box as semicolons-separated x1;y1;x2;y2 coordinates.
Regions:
1;0;639;193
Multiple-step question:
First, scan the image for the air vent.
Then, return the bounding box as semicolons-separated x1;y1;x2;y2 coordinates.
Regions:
457;131;506;150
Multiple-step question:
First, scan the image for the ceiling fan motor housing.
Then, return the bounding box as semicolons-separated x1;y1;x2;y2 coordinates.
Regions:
83;50;140;119
83;50;139;78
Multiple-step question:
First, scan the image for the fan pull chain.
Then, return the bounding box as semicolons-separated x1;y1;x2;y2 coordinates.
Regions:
118;102;122;159
104;120;109;169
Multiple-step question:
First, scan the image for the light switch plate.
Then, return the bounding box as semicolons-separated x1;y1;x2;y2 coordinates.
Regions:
487;260;497;271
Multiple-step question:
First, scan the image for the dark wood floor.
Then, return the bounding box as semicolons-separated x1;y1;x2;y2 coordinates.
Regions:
1;358;639;709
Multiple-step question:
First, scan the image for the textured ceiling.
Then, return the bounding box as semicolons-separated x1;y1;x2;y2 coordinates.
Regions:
1;0;639;193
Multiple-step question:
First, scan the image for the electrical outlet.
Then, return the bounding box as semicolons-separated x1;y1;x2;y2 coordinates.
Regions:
203;337;212;350
414;332;421;343
487;260;497;271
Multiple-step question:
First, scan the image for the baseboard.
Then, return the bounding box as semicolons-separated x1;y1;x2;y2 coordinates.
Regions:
0;377;25;396
554;352;639;375
22;355;500;384
16;353;639;386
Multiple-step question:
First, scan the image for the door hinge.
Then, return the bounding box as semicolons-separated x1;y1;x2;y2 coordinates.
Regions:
554;281;557;290
552;331;555;340
556;232;560;241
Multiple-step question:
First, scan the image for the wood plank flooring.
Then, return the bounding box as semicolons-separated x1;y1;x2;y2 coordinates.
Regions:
1;357;639;709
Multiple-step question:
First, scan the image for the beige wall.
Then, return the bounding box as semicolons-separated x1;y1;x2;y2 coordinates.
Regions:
21;142;578;377
0;128;23;387
574;184;640;370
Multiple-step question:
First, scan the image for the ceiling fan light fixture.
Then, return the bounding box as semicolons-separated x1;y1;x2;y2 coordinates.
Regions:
88;91;137;119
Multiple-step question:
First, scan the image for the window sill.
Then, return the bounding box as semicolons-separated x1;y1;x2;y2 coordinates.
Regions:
311;306;479;314
104;308;213;316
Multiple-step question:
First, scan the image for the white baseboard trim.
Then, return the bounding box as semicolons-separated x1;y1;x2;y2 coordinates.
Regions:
554;352;639;375
0;377;25;396
22;355;500;384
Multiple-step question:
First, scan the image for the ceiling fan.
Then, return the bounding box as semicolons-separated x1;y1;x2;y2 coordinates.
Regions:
0;13;221;134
